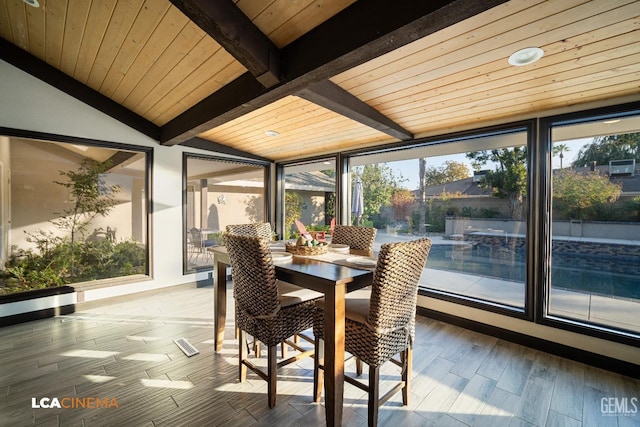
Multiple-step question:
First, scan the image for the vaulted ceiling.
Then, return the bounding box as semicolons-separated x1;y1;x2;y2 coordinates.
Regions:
1;0;639;162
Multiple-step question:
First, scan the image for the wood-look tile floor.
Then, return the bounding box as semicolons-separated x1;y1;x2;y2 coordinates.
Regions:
1;284;638;426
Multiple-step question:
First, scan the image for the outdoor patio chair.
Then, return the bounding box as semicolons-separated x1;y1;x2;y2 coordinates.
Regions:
312;237;432;427
331;224;377;255
224;233;321;408
188;228;216;264
293;219;329;242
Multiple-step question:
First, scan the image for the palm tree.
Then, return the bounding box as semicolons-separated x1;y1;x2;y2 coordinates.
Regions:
553;143;570;169
418;158;427;234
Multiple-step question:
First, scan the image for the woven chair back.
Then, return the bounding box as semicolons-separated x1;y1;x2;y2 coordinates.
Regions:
224;233;280;319
226;222;272;239
367;238;432;335
331;225;377;252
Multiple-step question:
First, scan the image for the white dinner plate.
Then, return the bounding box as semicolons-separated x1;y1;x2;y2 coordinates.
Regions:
328;243;350;253
271;252;293;263
345;256;377;267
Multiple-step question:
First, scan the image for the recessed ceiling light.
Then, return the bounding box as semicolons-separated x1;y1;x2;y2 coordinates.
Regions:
508;47;544;66
603;119;621;124
22;0;39;7
265;130;279;137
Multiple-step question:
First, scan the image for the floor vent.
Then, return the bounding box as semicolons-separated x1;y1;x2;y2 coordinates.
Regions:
174;338;199;357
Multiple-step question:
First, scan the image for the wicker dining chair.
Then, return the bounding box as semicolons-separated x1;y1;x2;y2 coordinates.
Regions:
226;222;304;358
312;238;432;427
224;233;321;408
331;224;377;255
226;222;272;239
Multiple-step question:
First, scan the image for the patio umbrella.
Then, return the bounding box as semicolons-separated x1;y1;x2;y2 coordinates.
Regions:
351;176;364;226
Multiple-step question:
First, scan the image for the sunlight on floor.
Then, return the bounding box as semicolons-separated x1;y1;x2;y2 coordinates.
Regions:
140;379;194;389
60;349;119;358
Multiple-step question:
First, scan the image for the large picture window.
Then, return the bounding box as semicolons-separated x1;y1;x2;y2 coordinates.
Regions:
0;135;149;296
548;114;640;335
348;127;530;311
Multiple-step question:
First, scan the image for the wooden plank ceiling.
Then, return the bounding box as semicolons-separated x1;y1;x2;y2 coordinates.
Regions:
0;0;639;162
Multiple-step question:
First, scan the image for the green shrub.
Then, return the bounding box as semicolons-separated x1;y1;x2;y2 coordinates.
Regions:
0;239;146;296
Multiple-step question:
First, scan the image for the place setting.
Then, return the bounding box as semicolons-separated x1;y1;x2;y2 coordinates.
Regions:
328;243;350;254
270;251;293;264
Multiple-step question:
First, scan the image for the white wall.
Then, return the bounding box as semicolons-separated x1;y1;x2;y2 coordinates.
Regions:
0;59;217;300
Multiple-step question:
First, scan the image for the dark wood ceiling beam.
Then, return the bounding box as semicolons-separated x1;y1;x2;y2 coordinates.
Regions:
0;38;160;141
160;0;507;146
169;0;280;88
298;80;413;141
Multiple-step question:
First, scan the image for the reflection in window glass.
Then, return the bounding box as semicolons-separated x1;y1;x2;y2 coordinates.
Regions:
349;131;528;309
283;159;336;240
0;136;149;296
185;156;266;270
550;117;640;334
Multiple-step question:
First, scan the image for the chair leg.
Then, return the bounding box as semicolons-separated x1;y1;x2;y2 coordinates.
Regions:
313;337;324;402
282;333;299;358
356;358;363;376
268;345;278;408
368;365;380;427
239;329;247;382
402;346;412;405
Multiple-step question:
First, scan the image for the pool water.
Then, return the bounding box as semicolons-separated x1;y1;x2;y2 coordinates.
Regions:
426;244;640;301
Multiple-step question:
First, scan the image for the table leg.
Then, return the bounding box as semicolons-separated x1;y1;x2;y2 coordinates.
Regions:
324;283;345;427
214;260;227;352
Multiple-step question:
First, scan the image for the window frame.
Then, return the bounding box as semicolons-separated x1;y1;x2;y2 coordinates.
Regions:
340;121;537;321
275;155;339;242
0;126;153;284
538;101;640;347
182;152;270;274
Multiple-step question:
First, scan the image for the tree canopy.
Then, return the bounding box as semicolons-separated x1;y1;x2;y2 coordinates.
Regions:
52;159;120;245
553;169;622;220
553;143;570;169
424;161;470;186
390;189;416;221
466;147;527;219
352;164;405;224
572;132;640;167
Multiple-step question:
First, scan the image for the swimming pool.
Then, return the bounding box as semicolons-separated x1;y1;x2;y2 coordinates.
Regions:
425;244;640;301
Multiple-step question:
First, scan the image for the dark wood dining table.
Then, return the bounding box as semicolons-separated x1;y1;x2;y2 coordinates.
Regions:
209;246;373;427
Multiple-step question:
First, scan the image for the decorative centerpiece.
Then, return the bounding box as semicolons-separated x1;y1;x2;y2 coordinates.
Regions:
285;236;329;255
